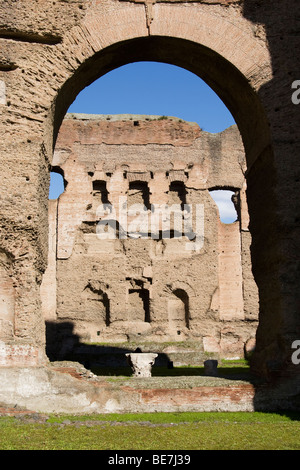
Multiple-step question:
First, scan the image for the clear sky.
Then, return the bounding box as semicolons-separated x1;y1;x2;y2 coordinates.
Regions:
50;61;237;222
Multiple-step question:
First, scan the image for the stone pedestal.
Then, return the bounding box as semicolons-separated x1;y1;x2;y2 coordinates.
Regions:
126;353;158;377
204;359;218;377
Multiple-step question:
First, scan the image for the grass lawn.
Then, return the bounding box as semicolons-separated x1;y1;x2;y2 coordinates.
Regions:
0;411;299;450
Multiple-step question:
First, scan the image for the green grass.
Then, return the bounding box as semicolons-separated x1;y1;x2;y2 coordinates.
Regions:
0;411;299;450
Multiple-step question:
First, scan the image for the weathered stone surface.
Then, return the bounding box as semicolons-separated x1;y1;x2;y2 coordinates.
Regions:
0;0;299;412
126;352;158;377
43;114;258;361
0;364;298;414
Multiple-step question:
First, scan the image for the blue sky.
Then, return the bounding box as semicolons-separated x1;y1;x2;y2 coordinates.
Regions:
67;61;235;132
50;61;237;222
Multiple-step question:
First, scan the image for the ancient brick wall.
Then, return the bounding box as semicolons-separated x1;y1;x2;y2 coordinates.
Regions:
41;114;259;362
0;0;298;406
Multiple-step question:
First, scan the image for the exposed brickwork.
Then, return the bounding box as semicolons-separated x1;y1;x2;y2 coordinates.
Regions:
44;114;258;362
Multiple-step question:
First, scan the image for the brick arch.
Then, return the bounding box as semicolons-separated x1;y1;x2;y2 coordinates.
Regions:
49;5;272;168
46;9;277;380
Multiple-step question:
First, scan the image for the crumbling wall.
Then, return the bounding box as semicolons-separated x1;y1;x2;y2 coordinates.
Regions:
0;0;298;410
42;114;259;361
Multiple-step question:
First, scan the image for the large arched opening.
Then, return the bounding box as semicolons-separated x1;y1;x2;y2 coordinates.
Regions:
45;34;275;380
51;36;270;162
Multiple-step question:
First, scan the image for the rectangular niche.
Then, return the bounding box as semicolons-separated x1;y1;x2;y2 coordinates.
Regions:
167;288;190;331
